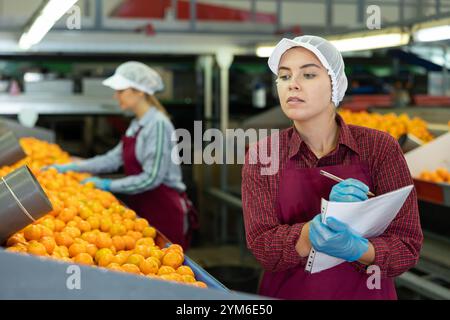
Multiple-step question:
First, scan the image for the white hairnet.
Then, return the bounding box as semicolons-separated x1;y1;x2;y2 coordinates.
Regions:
103;61;164;95
268;35;348;107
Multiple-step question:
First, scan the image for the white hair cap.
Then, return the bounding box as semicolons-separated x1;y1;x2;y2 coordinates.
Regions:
103;61;164;95
268;35;348;107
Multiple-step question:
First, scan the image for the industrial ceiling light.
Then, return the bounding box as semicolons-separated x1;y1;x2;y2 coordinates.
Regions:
412;18;450;42
327;28;410;52
255;28;410;57
19;0;79;50
256;46;276;58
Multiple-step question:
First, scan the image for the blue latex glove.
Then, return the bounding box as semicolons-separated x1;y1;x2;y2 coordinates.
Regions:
81;177;112;191
309;214;369;262
329;178;369;202
43;163;79;173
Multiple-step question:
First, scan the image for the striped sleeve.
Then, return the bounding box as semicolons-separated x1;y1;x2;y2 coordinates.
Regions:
109;120;168;195
75;141;123;174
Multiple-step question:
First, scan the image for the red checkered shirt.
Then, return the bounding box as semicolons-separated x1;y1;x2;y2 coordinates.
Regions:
242;114;423;279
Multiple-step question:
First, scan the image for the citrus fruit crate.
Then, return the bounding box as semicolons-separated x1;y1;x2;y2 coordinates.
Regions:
0;248;255;299
405;133;450;207
412;179;450;207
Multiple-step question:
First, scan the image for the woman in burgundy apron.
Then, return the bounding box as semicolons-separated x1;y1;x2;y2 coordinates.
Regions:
258;156;396;299
49;61;199;250
242;35;422;299
121;126;199;250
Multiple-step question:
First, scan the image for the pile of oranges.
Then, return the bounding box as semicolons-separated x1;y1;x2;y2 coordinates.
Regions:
339;110;434;142
0;137;73;177
2;138;207;288
418;167;450;184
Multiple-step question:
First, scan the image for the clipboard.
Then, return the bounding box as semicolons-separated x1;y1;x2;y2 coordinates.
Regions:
305;185;414;274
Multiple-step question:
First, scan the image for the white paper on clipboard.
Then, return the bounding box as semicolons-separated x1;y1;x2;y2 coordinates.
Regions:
305;185;414;274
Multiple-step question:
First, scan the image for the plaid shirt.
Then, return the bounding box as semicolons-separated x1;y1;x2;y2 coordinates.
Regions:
242;114;423;279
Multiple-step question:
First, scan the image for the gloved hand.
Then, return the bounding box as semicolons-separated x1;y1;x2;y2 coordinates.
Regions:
329;178;369;202
81;177;112;191
43;163;80;173
309;214;369;262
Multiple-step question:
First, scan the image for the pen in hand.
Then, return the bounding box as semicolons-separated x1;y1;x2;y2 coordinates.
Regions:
319;170;375;197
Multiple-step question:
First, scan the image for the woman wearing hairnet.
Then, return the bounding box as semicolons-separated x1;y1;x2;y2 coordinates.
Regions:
49;61;198;250
242;36;422;299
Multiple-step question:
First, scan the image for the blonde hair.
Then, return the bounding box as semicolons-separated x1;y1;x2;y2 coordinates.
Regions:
145;94;169;117
130;88;170;117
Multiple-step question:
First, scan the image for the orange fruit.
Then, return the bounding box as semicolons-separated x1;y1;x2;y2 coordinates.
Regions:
181;275;196;283
73;216;82;223
149;248;164;262
55;245;70;258
55;232;74;247
86;243;98;257
27;241;47;256
99;197;113;210
176;266;194;277
168;244;184;254
6;246;27;254
96;233;113;249
106;263;123;272
97;253;114;267
90;202;104;214
159;273;183;283
40;225;53;237
109;223;126;236
134;218;149;232
134;245;152;258
24;225;42;241
147;256;162;268
40;236;57;254
68;243;87;258
40;218;55;231
122;235;136;250
123;219;135;231
87;216;100;230
100;217;113;232
157;266;176;276
112;236;125;251
112;251;130;265
192;281;207;288
142;226;156;238
126;254;145;267
162;250;183;269
79;206;93;220
123;209;136;220
436;167;446;178
77;220;91;233
139;259;158;275
127;230;143;241
6;233;26;247
53;219;66;232
95;248;113;263
58;207;76;223
111;213;122;222
12;242;28;251
136;238;155;247
74;253;94;265
66;221;77;228
63;226;81;239
121;263;141;274
81;231;97;244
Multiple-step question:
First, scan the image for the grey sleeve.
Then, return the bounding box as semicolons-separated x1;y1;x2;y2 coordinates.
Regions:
109;120;169;195
75;142;124;174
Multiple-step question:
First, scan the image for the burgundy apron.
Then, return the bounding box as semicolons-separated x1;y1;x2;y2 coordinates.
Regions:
258;152;397;300
121;127;199;250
